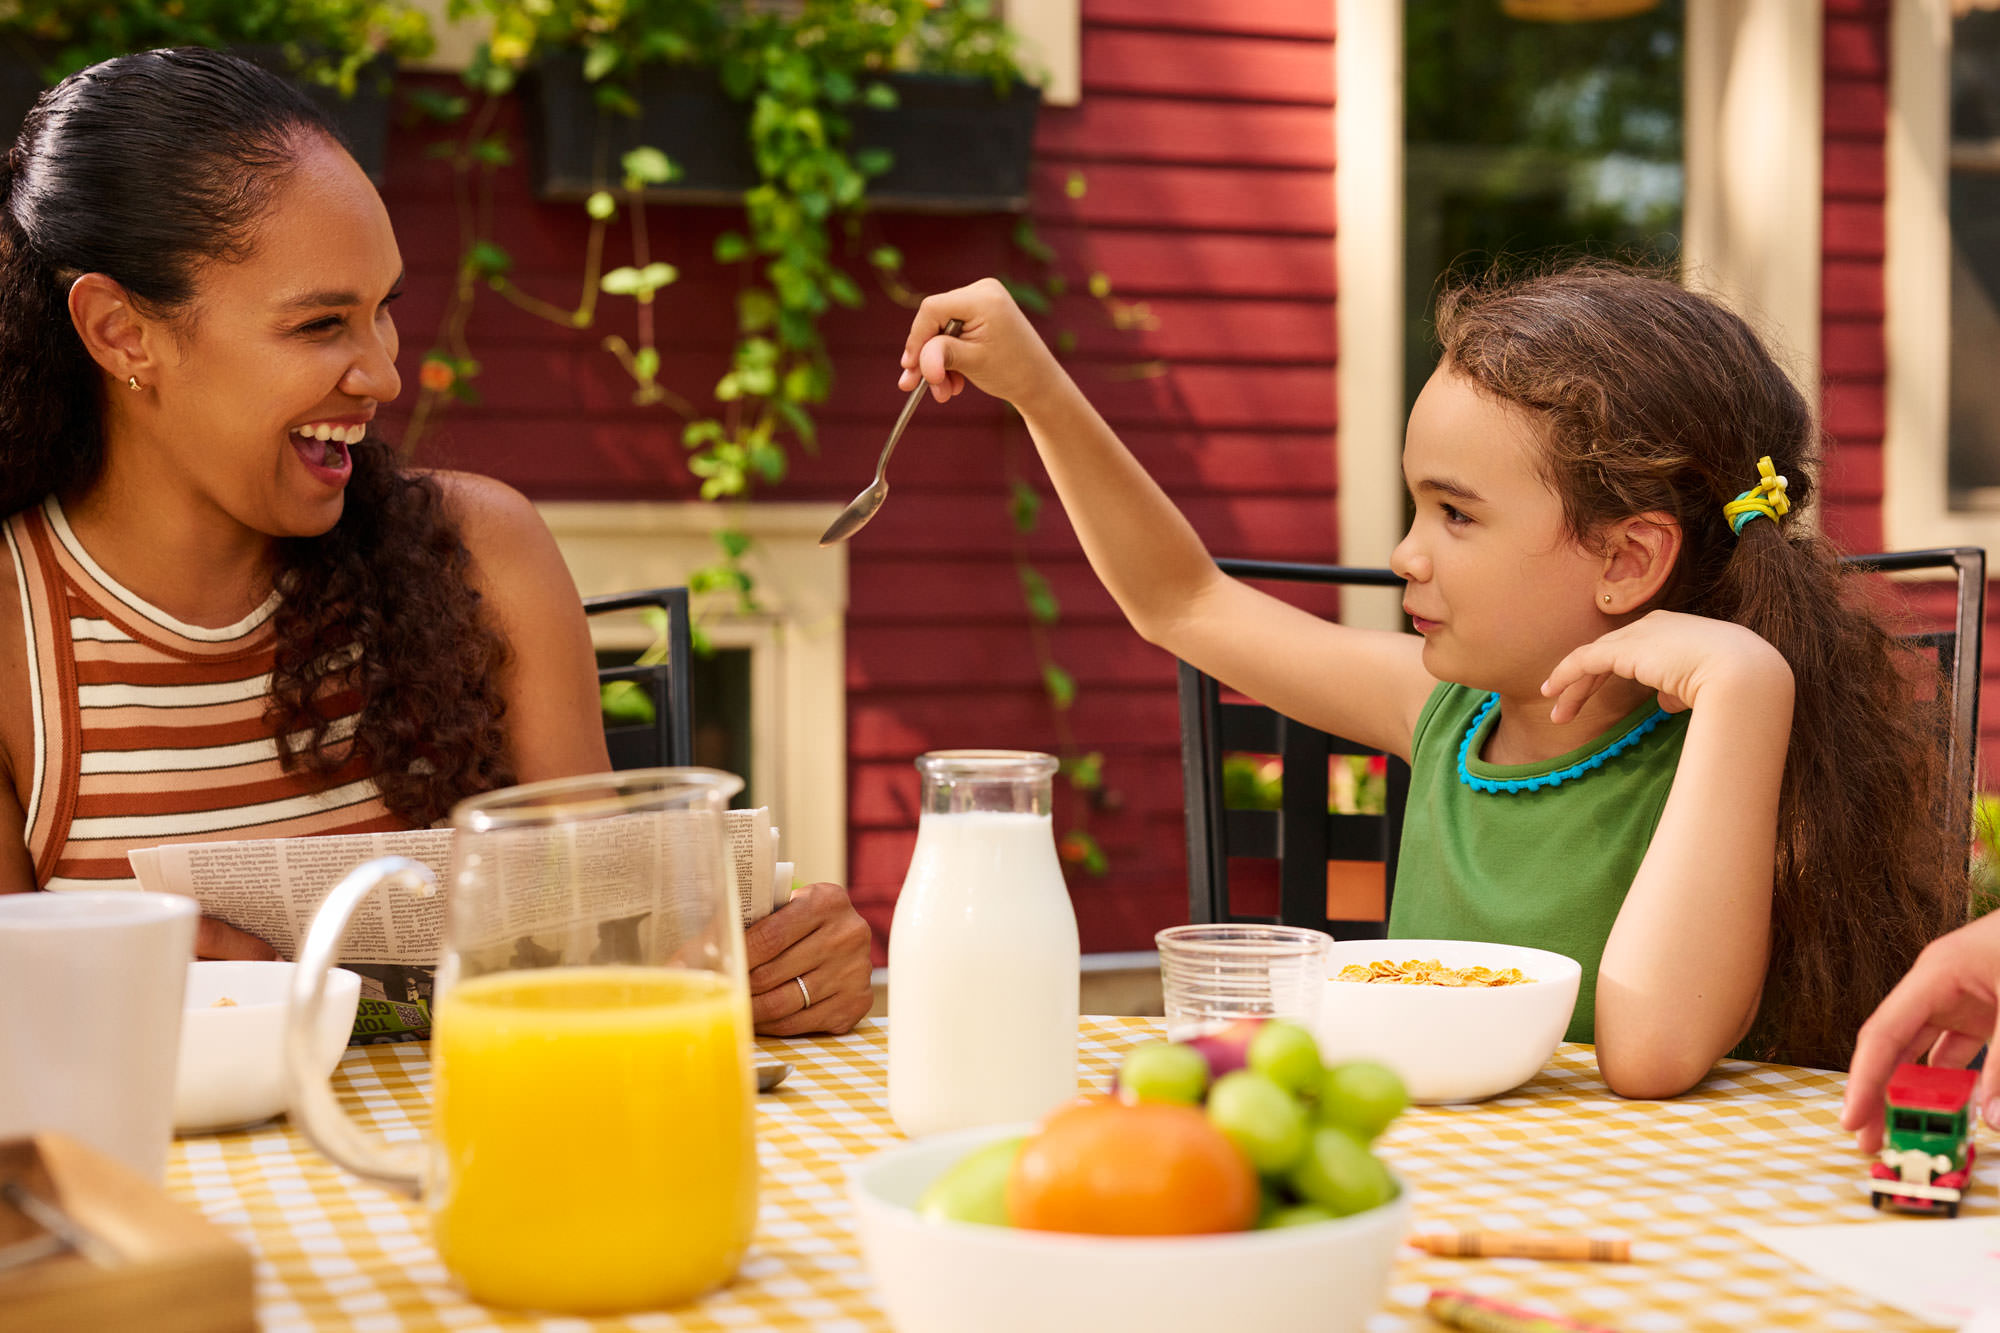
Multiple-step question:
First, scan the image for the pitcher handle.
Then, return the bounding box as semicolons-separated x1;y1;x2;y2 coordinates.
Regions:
284;855;437;1195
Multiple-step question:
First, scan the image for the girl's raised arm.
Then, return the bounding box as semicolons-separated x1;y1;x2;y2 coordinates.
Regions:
899;280;1435;759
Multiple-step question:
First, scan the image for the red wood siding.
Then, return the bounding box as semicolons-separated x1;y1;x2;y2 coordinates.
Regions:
374;2;1341;957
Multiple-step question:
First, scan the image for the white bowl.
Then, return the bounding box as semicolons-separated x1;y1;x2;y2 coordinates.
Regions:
1314;938;1582;1104
174;961;360;1133
849;1123;1410;1333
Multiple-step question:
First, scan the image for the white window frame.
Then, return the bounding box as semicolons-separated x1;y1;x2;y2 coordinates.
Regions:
538;502;849;889
1884;0;1987;548
1335;0;1824;630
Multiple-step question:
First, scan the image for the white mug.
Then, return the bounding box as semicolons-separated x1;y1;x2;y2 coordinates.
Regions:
0;891;198;1181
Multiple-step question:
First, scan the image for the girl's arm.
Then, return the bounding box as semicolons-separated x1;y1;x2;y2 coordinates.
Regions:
1543;611;1793;1097
900;280;1435;759
437;472;613;781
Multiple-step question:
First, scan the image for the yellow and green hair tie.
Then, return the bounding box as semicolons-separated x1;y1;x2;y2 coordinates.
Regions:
1723;456;1790;535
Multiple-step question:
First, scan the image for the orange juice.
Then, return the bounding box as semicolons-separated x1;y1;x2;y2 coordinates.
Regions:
429;965;756;1313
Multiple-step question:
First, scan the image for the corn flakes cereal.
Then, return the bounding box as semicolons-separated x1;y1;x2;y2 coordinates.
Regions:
211;996;238;1007
1334;958;1531;987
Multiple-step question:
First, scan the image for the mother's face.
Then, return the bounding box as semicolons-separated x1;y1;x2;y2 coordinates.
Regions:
133;132;404;540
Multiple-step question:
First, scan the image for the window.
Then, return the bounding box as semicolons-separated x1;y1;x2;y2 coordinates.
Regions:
1338;0;1822;630
1945;9;2000;505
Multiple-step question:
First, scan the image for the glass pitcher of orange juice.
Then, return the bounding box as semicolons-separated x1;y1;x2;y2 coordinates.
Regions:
283;769;756;1315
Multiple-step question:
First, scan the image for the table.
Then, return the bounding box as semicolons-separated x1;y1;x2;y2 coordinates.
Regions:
164;1016;1984;1332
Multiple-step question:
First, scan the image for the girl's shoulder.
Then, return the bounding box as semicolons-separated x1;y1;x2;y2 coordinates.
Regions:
417;469;543;542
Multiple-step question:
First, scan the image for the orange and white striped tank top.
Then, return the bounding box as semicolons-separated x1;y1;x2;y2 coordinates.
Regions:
7;498;404;890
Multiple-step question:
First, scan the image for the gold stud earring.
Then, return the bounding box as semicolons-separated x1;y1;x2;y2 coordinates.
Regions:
1601;594;1613;604
126;375;142;391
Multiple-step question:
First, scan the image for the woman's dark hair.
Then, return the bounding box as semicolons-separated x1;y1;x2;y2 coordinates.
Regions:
0;48;513;826
1434;260;1968;1070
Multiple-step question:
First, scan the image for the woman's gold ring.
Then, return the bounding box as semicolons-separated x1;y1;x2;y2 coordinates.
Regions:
794;975;812;1010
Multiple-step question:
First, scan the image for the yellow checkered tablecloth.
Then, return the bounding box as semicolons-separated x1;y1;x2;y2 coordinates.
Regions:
164;1016;1980;1332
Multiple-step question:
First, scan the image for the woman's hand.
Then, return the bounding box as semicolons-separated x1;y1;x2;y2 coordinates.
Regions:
1541;609;1793;724
897;278;1068;413
744;882;873;1036
196;915;278;961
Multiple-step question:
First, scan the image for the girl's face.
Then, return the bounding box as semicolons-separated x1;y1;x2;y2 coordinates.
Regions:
127;132;403;540
1391;366;1607;696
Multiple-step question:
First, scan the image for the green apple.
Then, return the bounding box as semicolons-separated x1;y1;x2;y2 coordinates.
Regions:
916;1135;1024;1226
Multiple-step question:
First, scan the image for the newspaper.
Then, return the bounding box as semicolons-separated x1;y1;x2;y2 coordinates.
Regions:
127;808;787;1040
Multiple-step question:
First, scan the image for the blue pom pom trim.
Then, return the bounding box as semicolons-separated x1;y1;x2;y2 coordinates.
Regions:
1456;694;1669;795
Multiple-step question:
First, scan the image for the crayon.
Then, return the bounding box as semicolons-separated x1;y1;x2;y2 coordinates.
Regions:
1411;1230;1631;1262
1424;1288;1624;1333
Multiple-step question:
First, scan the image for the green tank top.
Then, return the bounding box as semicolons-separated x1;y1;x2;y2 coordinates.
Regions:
1387;683;1690;1045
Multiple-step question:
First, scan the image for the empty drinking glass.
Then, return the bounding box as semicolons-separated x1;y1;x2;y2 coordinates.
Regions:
1156;923;1333;1040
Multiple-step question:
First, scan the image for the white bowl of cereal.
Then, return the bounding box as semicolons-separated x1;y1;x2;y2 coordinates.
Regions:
1313;939;1581;1104
174;960;360;1133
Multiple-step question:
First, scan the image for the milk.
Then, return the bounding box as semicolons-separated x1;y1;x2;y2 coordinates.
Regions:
887;810;1080;1137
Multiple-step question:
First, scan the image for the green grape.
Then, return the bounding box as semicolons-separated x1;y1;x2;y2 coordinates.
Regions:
1246;1019;1324;1096
916;1135;1023;1226
1286;1125;1397;1217
1116;1039;1210;1105
1317;1060;1409;1142
1262;1202;1339;1229
1205;1070;1309;1175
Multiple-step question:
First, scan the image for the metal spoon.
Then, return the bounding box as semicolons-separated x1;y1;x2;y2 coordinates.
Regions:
818;318;963;547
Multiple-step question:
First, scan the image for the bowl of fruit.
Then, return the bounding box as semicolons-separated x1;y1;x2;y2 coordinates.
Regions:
1314;938;1582;1104
848;1019;1411;1333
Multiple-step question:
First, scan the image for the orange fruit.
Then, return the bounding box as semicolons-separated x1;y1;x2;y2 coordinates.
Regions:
1006;1095;1258;1235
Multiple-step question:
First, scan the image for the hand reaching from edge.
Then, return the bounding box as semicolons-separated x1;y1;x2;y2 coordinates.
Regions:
744;881;874;1037
896;278;1069;413
196;915;278;961
1841;914;2000;1153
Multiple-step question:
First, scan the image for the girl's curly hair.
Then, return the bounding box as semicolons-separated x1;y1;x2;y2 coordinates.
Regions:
1435;260;1968;1070
2;47;514;827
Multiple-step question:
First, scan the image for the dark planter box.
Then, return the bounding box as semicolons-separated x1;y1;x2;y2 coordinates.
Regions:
527;54;1040;213
0;43;392;185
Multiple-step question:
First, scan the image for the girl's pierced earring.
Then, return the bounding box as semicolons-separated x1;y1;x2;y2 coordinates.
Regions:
126;375;142;391
1601;594;1613;605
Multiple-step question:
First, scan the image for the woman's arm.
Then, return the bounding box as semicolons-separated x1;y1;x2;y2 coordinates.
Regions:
1543;611;1792;1097
900;280;1435;759
435;472;612;782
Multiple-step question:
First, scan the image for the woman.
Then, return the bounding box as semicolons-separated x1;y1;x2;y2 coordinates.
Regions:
0;47;868;1035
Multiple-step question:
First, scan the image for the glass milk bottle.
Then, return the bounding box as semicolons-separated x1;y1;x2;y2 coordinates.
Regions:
888;750;1080;1137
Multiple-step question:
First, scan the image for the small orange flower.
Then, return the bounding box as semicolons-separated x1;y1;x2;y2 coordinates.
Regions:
419;359;456;392
1058;833;1090;863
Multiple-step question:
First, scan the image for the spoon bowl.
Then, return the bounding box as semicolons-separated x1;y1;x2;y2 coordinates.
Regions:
819;318;962;547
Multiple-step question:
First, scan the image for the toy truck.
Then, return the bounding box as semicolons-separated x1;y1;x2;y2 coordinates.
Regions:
1868;1063;1979;1217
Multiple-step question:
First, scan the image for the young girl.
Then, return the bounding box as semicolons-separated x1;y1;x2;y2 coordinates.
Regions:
897;267;1966;1095
0;47;871;1035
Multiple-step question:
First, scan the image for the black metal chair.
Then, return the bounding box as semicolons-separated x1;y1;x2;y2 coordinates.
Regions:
1179;560;1409;940
1180;548;1987;934
584;587;693;770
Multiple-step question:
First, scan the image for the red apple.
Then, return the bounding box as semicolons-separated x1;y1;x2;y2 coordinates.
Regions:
1184;1017;1267;1079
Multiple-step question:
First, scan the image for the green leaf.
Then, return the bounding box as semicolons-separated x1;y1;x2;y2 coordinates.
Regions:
825;270;863;308
600;266;644;296
596;85;640;118
585;190;618;221
600;679;656;726
719;528;752;559
773;398;817;449
853;146;894;178
1042;664;1077;711
737;288;777;332
863;81;899;109
1000;277;1049;315
1019;566;1060;625
715;232;751;264
633;346;660;381
406;89;469;124
1012;219;1056;265
869;245;903;271
582;41;622;84
1061;752;1105;792
622;146;678;187
1055;329;1078;356
465;242;512;279
1088;271;1113;299
683;420;725;448
472;135;513;167
1009;480;1042;534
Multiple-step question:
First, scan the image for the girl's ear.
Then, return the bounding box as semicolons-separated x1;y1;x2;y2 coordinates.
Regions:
1597;511;1681;613
66;273;156;387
